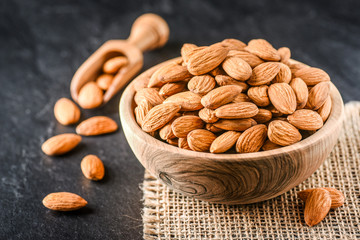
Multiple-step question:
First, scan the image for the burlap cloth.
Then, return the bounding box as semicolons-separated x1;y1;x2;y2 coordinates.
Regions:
142;102;360;240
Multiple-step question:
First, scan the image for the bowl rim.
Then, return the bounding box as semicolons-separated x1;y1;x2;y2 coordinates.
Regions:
120;58;344;162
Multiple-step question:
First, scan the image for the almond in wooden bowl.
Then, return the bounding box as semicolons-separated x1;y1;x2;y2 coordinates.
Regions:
120;57;344;205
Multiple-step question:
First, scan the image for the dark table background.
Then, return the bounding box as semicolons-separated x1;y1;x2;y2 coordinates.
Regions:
1;0;359;239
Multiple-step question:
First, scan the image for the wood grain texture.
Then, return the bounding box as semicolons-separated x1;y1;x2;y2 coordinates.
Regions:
120;58;344;204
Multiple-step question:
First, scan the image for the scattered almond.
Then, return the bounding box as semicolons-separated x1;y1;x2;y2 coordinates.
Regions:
304;188;331;227
298;187;345;209
78;82;103;109
81;154;105;181
42;133;81;156
54;98;81;125
76;116;118;136
42;192;87;211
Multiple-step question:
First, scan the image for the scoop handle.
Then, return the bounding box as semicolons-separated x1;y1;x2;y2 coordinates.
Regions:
127;13;169;52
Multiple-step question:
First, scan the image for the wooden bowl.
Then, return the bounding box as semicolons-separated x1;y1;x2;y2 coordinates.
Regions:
119;58;344;204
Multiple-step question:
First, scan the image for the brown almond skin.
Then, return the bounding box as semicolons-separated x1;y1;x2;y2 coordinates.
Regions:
167;138;179;146
268;120;302;146
205;123;224;133
41;133;81;156
215;75;249;90
150;64;192;88
273;63;291;84
227;50;264;68
221;38;247;51
215;102;259;119
76;116;118;136
159;117;177;140
178;138;191;150
141;103;181;132
252;109;272;124
245;39;281;61
236;124;267;153
222;56;252;81
78;82;103;109
42;192;87;211
268;83;297;114
198;108;219;123
171;116;204;138
163;91;203;111
304;188;331;227
290;78;309;109
317;96;332;122
294;67;330;86
159;82;186;97
298;187;345;209
287;109;323;131
247;62;281;86
187;75;216;95
261;139;282;151
103;56;128;74
214;118;257;131
210;131;241;153
201;85;243;109
232;93;252;103
278;47;291;63
247;86;270;107
134;88;164;106
307;82;330;110
81;155;105;181
187;129;216;152
134;100;153;127
54;98;81;125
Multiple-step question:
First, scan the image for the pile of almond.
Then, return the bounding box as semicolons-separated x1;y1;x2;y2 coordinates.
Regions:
78;56;128;109
134;38;332;153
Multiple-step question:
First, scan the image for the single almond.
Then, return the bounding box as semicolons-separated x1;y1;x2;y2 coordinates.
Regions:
215;75;249;91
134;100;153;127
268;120;302;146
294;67;330;86
290;78;309;109
278;47;291;64
187;44;229;75
247;62;281;86
272;63;291;83
261;139;281;151
213;118;257;131
78;82;103;109
103;56;128;74
187;75;216;95
298;187;345;209
41;133;81;156
221;38;247;51
150;63;192;88
205;123;224;133
54;98;81;125
141;103;181;132
210;131;241;153
232;93;252;103
245;39;281;61
287;109;323;130
134;88;164;106
215;102;259;119
227;50;264;68
181;43;198;64
96;74;113;90
307;82;330;110
76;116;118;136
198;108;219;123
171;115;204;138
304;188;331;227
252;108;272;124
178;137;191;150
159;117;178;140
159;82;186;97
247;86;270;107
163;91;203;111
236;124;267;153
187;129;216;152
42;192;87;211
81;154;105;181
222;56;252;81
201;85;243;109
317;96;332;122
166;138;179;146
268;83;297;114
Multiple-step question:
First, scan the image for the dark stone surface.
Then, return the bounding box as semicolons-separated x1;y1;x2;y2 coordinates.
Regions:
0;0;359;239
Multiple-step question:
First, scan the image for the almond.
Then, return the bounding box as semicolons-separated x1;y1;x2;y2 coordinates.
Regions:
178;137;191;150
209;67;226;77
76;116;118;136
210;131;241;153
171;116;204;138
54;98;81;125
247;62;281;86
198;108;219;123
289;78;308;109
221;38;247;51
205;123;224;133
287;109;323;130
159;82;186;97
141;103;181;132
266;105;283;117
81;154;105;181
261;139;281;151
307;82;330;110
304;188;331;227
187;44;229;75
232;93;252;103
187;129;216;152
215;102;259;119
252;108;272;124
222;56;252;81
201;85;243;109
236;124;267;153
134;100;153;127
298;187;345;209
41;133;81;156
215;75;249;91
317;96;332;122
96;74;113;90
247;86;270;107
268;120;302;146
213;118;257;131
102;56;128;74
78;82;103;109
268;83;297;114
245;39;281;61
163;91;203;111
42;192;88;211
181;43;198;64
166;138;179;146
159;117;177;140
272;63;291;83
134;88;164;106
148;62;192;87
278;47;291;63
294;67;330;86
288;62;309;76
227;50;264;68
187;75;216;95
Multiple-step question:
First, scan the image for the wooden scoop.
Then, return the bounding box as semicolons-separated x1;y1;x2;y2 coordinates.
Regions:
70;13;169;105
